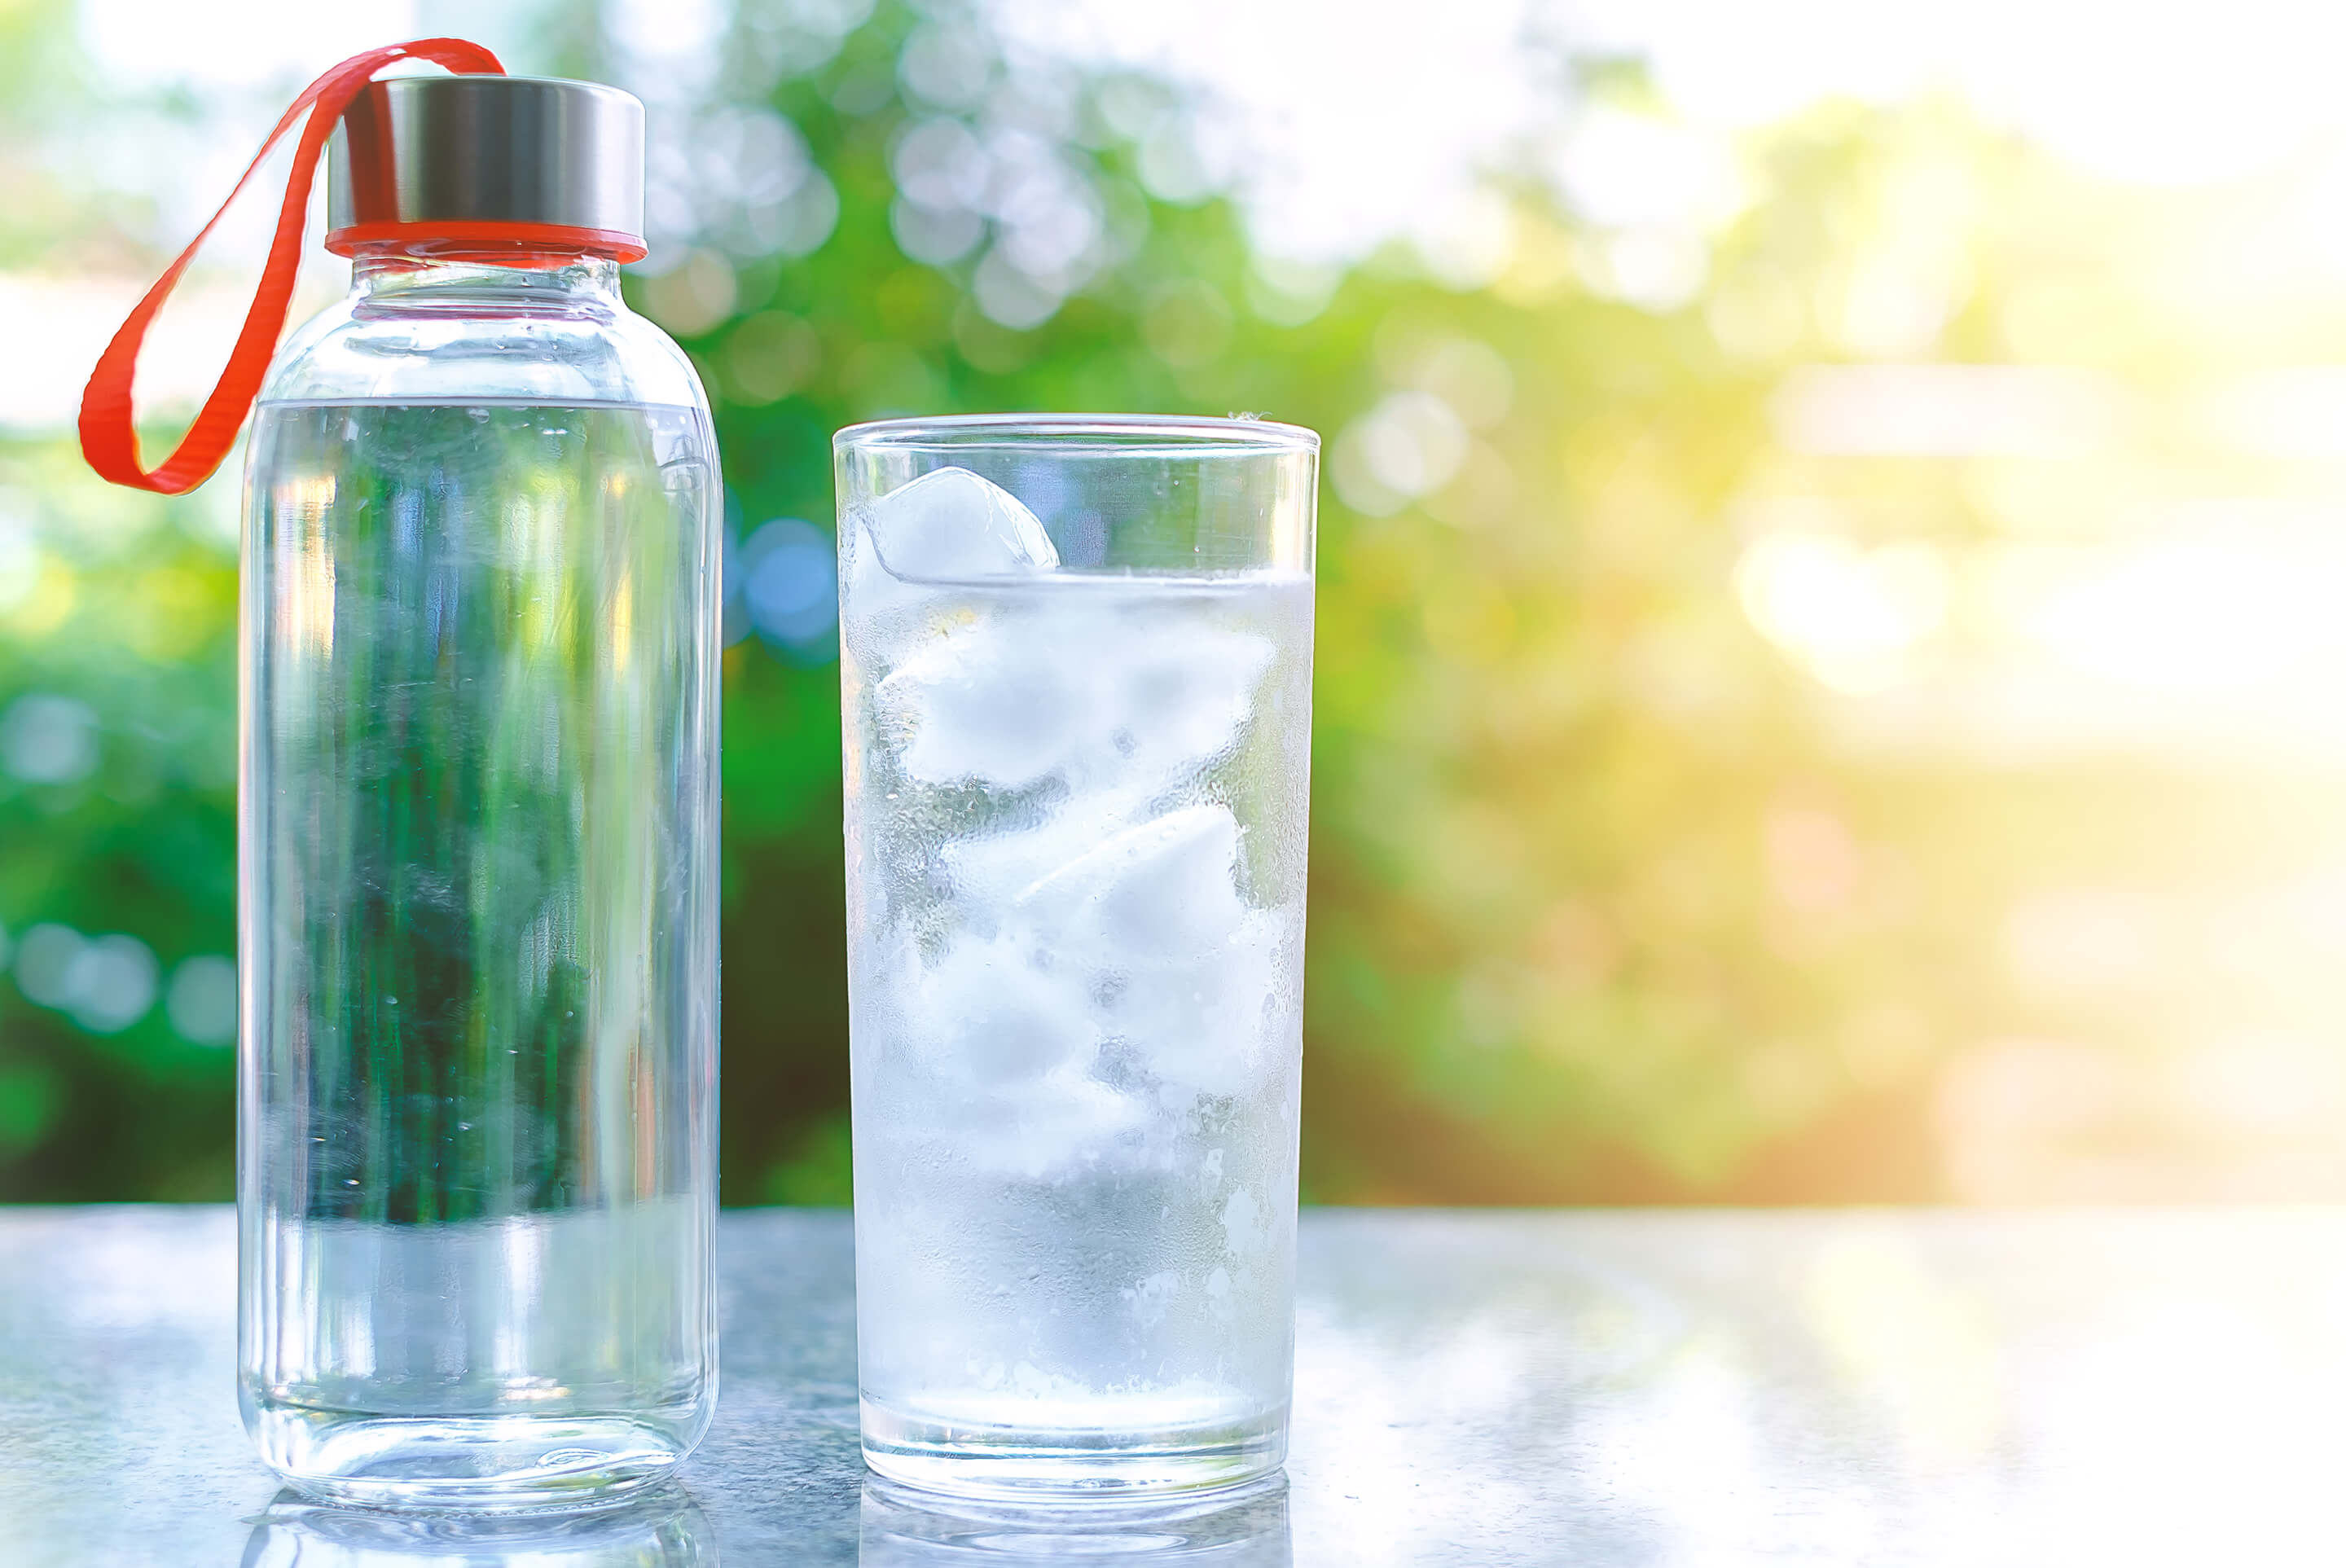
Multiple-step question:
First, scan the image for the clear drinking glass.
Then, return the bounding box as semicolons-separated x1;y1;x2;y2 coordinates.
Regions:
834;415;1318;1498
239;251;722;1509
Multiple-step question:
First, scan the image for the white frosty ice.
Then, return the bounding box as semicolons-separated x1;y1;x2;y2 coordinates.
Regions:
877;607;1273;793
924;802;1286;1118
909;931;1093;1083
859;466;1058;581
1106;628;1274;784
1015;804;1286;1097
938;785;1150;912
876;617;1093;790
1019;804;1250;960
850;508;1300;1155
982;1066;1156;1179
841;468;1061;670
890;929;1158;1177
1108;911;1285;1098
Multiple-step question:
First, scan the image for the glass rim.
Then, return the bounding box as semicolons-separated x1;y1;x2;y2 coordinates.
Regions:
833;412;1320;455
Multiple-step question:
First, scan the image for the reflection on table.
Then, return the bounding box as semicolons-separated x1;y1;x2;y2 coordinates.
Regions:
240;1491;713;1567
859;1476;1289;1566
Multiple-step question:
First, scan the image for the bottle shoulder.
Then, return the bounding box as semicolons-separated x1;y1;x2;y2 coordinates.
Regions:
260;292;708;411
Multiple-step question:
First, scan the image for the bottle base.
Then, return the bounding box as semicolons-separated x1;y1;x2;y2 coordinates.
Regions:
859;1396;1286;1501
252;1403;692;1513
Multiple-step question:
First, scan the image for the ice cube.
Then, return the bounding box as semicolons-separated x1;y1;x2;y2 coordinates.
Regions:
1001;804;1291;1099
1108;627;1275;783
938;785;1149;910
885;930;1158;1177
1107;909;1287;1099
982;1066;1158;1179
876;616;1096;789
910;932;1093;1083
1019;804;1250;960
860;466;1058;582
868;1062;1157;1180
866;561;1275;793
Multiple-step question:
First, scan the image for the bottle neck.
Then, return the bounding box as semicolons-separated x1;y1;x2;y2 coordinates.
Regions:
350;250;623;318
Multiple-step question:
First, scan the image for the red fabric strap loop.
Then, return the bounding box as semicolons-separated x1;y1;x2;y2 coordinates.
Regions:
77;39;507;495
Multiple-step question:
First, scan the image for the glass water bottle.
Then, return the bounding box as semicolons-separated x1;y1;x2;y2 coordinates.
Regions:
231;73;720;1509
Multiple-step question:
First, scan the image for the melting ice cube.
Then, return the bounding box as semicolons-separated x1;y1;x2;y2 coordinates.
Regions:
938;786;1146;911
1008;805;1289;1099
1020;804;1250;960
909;932;1093;1082
879;613;1273;793
1106;626;1274;784
876;618;1095;790
888;929;1157;1176
960;1068;1156;1179
859;466;1058;582
1109;910;1287;1099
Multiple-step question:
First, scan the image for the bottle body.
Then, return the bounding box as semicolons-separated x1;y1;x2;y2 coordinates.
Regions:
237;257;720;1509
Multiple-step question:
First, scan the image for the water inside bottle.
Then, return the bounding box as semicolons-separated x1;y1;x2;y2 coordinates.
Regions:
239;398;719;1509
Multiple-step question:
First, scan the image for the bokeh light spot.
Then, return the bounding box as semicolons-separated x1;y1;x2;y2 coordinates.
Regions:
1332;392;1471;516
13;925;86;1009
723;311;823;405
1736;534;1948;693
1141;279;1233;367
636;249;739;339
165;955;237;1047
740;519;839;655
66;935;160;1034
0;694;99;785
0;500;40;612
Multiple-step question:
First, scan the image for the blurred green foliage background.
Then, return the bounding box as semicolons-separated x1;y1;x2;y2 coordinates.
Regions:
11;0;2346;1205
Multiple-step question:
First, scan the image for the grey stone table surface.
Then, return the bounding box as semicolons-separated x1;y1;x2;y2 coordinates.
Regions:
4;1208;2343;1566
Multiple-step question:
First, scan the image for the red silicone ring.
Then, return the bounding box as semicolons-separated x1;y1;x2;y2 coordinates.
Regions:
325;221;648;265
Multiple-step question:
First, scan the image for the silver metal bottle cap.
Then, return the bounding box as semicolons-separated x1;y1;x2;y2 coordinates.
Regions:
326;76;647;258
